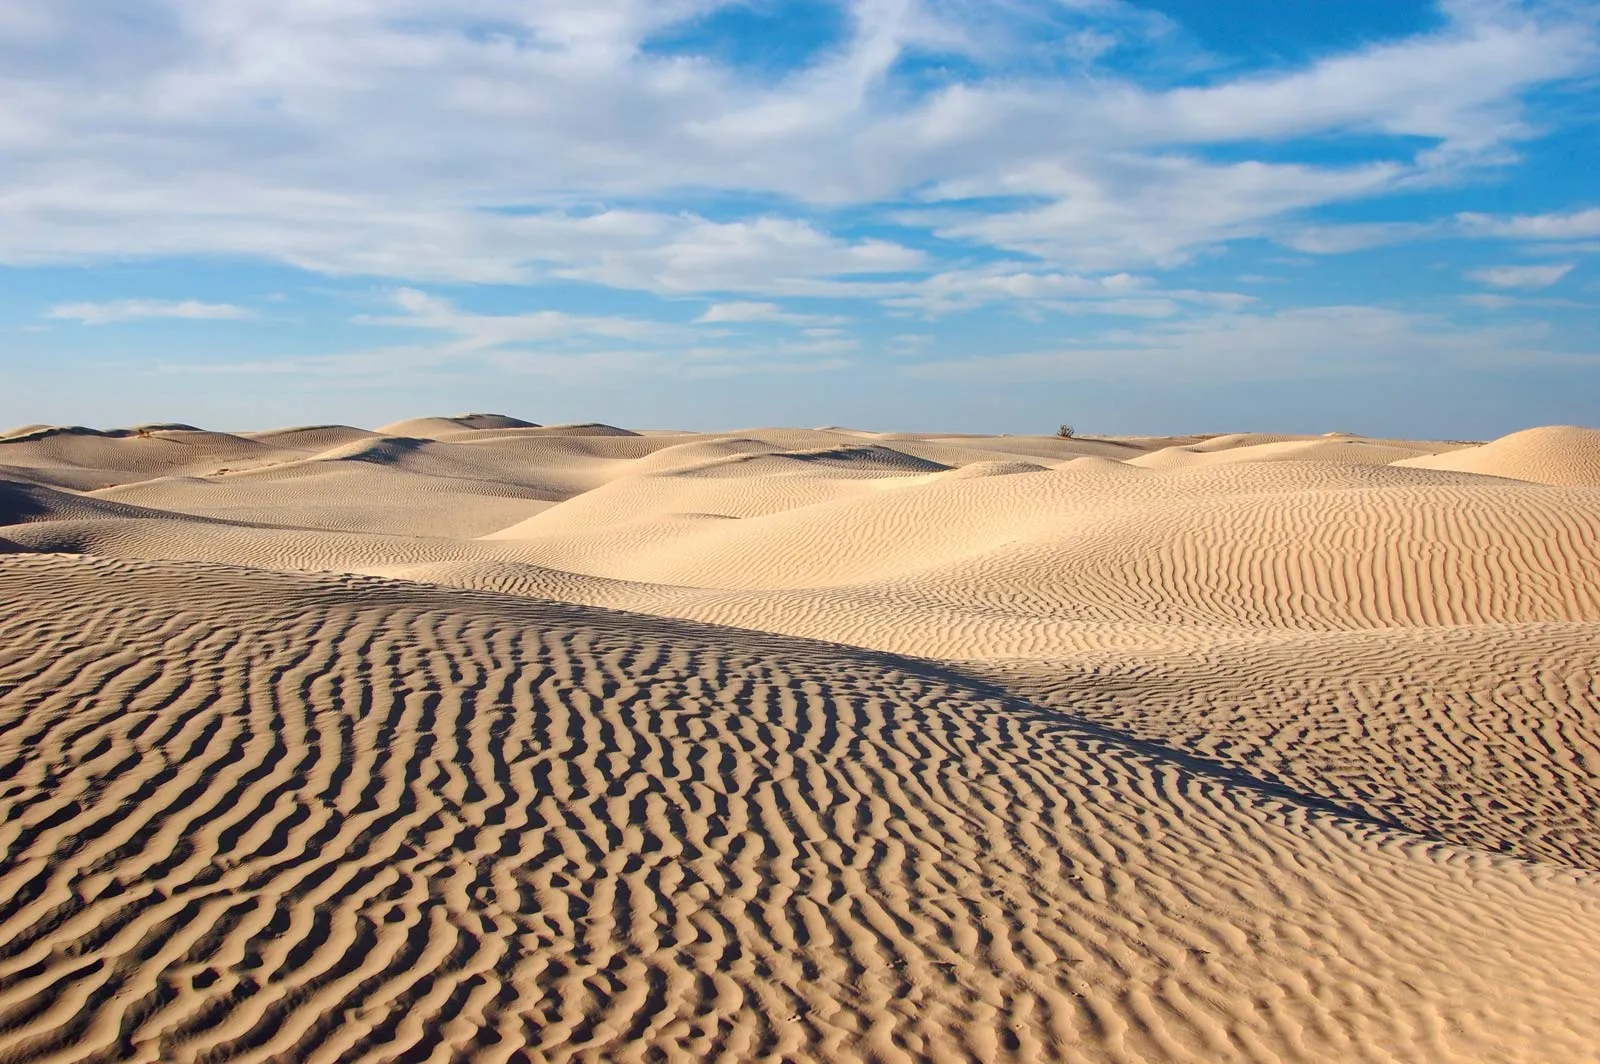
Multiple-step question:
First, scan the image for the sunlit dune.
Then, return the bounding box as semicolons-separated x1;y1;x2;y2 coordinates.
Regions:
2;417;1599;1063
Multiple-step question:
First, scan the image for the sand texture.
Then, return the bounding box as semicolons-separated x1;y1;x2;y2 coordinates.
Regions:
2;419;1599;1063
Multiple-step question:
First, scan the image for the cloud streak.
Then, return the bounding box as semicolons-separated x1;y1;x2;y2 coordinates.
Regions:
1468;263;1575;289
1457;208;1600;241
909;304;1578;381
45;299;257;325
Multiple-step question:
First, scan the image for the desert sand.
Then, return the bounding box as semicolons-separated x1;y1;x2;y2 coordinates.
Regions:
2;417;1600;1063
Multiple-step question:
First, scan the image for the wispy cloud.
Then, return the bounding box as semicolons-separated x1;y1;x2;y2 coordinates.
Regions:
0;0;1591;289
694;301;846;325
1279;221;1442;254
45;299;256;325
357;288;678;351
1457;207;1600;241
1281;208;1600;258
1467;263;1575;289
4;0;1599;430
908;304;1575;380
328;286;855;379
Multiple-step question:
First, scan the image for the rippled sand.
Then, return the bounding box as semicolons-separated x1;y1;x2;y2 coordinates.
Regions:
3;418;1599;1063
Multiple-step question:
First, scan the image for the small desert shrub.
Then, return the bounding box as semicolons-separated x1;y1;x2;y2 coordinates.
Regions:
1057;424;1076;439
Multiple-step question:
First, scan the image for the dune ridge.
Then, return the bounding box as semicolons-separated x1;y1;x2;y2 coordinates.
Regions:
1392;424;1600;486
2;418;1599;1062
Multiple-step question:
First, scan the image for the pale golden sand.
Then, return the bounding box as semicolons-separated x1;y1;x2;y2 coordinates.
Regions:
2;420;1599;1062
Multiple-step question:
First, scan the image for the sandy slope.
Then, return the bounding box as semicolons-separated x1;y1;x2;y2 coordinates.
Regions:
1392;424;1600;486
2;418;1599;1063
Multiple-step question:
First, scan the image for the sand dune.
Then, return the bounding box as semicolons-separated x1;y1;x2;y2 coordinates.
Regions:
239;425;379;450
2;479;182;526
0;426;290;491
1128;435;1463;469
976;623;1600;868
3;419;1599;1062
376;413;541;438
1393;424;1600;486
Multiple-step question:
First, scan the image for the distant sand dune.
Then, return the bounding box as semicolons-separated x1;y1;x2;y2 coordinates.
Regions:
239;424;379;450
1393;424;1600;486
376;412;541;437
3;419;1599;1062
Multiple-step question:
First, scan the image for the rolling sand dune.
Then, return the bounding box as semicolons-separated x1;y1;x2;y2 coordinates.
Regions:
1392;424;1600;486
376;413;541;438
2;419;1599;1062
240;425;380;450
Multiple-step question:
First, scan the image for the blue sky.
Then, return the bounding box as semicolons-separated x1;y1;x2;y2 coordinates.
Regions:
2;0;1597;435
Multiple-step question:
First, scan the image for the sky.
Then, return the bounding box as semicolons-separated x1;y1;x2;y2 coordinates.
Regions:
1;0;1598;436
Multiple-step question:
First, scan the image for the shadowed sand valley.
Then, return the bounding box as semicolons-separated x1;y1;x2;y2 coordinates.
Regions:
2;418;1600;1063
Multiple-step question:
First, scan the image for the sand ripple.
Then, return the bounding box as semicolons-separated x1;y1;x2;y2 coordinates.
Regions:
2;421;1599;1062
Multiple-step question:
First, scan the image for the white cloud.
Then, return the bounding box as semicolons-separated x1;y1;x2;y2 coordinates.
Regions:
45;298;256;325
926;157;1405;270
358;287;675;350
883;265;1151;314
1279;207;1600;257
1467;263;1574;289
0;0;1589;290
323;286;861;379
695;301;846;325
546;214;927;294
907;304;1568;380
877;264;1256;318
0;196;926;291
1279;221;1442;254
1114;6;1592;154
1457;207;1600;241
697;302;792;323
